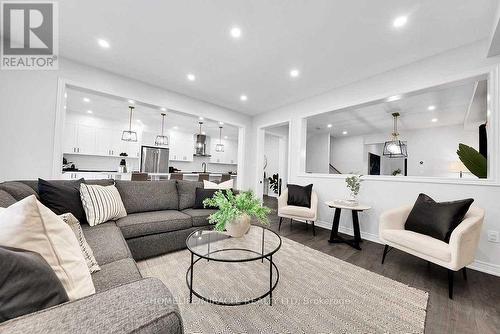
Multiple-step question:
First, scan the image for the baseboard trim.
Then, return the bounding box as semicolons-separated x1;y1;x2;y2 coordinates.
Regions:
315;220;500;277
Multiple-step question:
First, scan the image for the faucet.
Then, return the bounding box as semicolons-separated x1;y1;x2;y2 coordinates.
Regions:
201;162;207;173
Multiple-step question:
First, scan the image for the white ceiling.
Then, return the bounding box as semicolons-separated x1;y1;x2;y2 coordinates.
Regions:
66;87;239;140
307;79;487;138
57;0;498;115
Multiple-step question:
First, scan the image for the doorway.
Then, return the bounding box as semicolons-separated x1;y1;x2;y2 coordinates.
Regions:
257;122;290;201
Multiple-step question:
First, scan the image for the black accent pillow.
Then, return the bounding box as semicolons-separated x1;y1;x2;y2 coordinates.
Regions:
194;188;220;209
0;246;68;323
38;178;87;224
287;184;313;208
404;193;474;242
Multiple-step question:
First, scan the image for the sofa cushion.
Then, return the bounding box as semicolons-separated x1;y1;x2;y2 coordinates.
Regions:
0;182;39;201
82;222;131;265
0;246;68;323
0;196;95;301
38;178;88;224
116;210;192;239
91;258;142;293
405;193;474;242
177;180;203;210
279;205;315;219
287;184;313;208
115;180;178;213
381;229;451;262
0;190;16;208
182;208;217;227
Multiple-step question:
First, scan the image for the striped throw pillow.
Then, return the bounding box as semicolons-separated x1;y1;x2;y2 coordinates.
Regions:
80;184;127;226
59;213;101;273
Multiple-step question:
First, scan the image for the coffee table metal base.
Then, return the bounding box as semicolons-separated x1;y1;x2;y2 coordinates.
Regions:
186;248;279;306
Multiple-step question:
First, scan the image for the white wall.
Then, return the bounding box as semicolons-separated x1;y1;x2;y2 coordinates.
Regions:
306;133;330;173
0;58;252;185
329;124;479;177
330;135;365;174
250;40;500;275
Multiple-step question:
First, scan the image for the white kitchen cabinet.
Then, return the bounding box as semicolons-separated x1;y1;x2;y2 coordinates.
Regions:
169;131;194;161
63;123;96;154
63;122;78;154
95;128;122;156
209;139;238;164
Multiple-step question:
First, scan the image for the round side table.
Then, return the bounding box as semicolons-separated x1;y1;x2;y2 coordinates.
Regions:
325;201;371;250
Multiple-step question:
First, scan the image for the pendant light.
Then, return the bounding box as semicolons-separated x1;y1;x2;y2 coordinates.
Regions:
215;126;224;152
383;112;407;158
121;105;138;142
154;113;169;146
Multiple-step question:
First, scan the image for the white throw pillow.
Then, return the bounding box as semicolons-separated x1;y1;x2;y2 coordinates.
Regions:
59;213;101;274
204;179;233;190
80;183;127;226
0;196;95;300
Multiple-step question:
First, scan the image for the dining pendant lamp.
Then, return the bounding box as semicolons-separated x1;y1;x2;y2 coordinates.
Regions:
383;112;407;158
154;113;169;146
121;105;138;142
215;126;224;152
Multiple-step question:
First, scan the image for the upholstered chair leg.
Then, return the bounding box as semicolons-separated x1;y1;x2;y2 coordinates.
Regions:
278;217;283;231
381;245;390;264
290;218;293;229
448;270;454;299
312;221;316;236
462;267;467;281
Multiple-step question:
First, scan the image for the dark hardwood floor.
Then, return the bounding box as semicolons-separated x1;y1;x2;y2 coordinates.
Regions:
263;196;500;334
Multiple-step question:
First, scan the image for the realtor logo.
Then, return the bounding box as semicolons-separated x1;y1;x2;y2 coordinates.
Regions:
1;1;58;69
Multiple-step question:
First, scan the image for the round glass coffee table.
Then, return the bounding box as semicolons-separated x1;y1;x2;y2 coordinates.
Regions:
186;225;281;306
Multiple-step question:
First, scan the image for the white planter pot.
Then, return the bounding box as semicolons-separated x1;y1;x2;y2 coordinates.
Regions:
226;214;251;238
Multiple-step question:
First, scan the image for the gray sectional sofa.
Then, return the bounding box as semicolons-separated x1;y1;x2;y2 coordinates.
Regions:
0;179;217;334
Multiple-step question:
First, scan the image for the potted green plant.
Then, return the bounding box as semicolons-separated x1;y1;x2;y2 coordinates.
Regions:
345;175;363;205
203;190;271;237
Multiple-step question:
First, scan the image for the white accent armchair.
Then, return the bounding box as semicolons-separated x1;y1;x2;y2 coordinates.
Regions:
278;188;318;235
379;205;485;299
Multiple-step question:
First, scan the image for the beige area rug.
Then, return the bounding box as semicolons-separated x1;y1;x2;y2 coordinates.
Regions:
138;236;428;334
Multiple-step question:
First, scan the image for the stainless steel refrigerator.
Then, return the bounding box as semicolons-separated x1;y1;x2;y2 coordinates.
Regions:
140;146;169;173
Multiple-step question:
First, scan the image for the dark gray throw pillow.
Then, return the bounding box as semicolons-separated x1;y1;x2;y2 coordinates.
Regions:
194;188;220;209
0;246;68;323
287;184;313;208
404;193;474;242
38;178;87;224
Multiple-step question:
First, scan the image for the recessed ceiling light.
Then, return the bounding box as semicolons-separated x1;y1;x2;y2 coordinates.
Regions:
201;131;206;135
386;95;401;102
219;121;224;125
160;107;166;112
431;118;438;123
342;130;348;135
427;105;436;111
173;126;179;130
327;124;332;128
290;69;300;78
83;97;90;103
199;116;204;120
64;93;67;98
230;26;242;39
97;38;110;48
63;105;67;109
224;135;228;139
128;99;135;104
136;119;142;123
187;73;196;81
240;95;248;101
87;110;93;114
393;16;408;28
